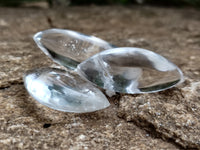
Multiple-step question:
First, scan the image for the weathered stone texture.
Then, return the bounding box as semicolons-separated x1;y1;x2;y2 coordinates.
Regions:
0;6;200;149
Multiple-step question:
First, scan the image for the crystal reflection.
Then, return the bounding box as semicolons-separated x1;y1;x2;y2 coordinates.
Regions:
77;47;184;94
24;68;110;113
33;29;115;70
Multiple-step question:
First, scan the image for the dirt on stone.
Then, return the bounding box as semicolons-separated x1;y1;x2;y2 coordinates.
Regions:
0;5;200;149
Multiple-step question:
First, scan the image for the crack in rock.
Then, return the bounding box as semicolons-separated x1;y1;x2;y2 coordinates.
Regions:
0;80;24;90
118;81;200;149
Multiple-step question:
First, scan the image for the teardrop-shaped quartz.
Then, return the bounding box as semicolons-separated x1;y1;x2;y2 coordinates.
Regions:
33;29;115;70
24;68;110;113
77;47;184;94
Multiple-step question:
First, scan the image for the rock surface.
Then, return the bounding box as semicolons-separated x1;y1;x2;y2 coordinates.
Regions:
0;6;200;149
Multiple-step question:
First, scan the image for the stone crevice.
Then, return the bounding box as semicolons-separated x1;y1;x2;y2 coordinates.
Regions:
117;111;185;149
0;80;24;90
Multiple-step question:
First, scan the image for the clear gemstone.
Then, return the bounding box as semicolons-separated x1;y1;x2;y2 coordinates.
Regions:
24;68;110;113
33;29;115;70
27;29;184;112
77;47;184;94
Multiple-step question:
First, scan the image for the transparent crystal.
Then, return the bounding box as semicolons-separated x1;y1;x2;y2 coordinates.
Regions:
27;29;184;112
77;47;184;94
24;68;110;113
33;29;115;70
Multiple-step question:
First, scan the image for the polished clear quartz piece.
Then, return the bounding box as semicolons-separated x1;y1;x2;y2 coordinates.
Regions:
33;29;115;70
77;47;184;94
28;29;184;112
24;68;110;113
